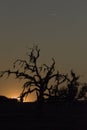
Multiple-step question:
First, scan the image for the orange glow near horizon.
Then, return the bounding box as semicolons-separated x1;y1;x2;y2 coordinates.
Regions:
0;79;37;102
8;93;19;99
8;91;37;102
23;92;37;102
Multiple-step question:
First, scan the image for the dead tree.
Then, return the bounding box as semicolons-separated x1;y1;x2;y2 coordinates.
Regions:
0;45;66;105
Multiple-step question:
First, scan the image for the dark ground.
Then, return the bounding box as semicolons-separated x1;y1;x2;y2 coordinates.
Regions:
0;101;87;130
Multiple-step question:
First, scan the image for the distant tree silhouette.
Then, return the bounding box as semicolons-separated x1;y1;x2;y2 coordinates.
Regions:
0;95;18;104
0;96;9;103
0;45;66;105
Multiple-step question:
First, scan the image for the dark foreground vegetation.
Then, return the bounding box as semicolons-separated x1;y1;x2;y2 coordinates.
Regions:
0;100;87;130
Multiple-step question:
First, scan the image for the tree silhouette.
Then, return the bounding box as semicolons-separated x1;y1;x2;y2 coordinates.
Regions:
47;70;80;102
78;83;87;100
0;45;66;104
65;70;80;101
0;44;86;106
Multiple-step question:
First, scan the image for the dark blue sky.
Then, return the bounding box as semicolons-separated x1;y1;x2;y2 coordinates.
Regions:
0;0;87;99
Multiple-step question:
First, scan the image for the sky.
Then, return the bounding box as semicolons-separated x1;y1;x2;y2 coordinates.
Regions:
0;0;87;101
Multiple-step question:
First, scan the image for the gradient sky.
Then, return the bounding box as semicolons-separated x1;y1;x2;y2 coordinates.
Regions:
0;0;87;101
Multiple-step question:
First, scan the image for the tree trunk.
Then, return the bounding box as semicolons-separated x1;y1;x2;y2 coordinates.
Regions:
37;87;44;111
